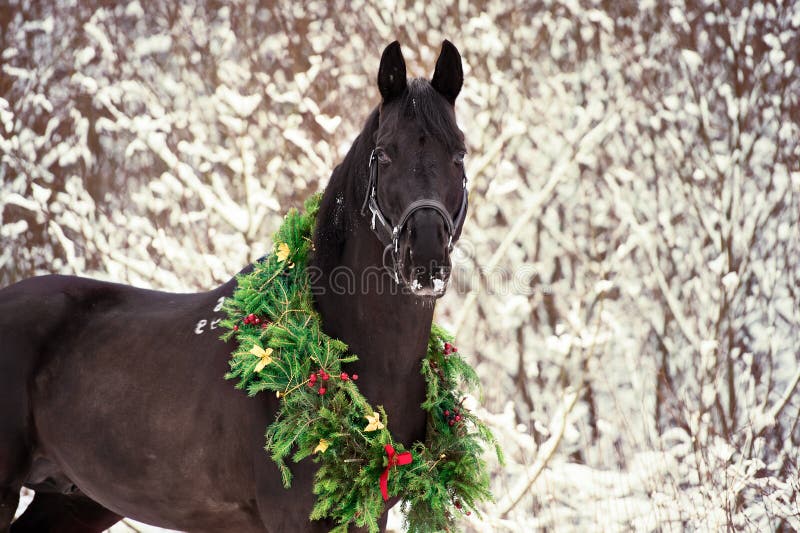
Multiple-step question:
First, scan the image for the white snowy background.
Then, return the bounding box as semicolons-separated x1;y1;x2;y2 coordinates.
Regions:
2;0;799;531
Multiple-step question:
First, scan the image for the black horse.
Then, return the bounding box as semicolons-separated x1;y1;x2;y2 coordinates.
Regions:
0;40;468;532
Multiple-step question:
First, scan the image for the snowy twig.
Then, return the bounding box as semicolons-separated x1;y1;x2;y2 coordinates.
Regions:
755;364;800;436
120;519;143;532
453;162;561;337
47;220;80;272
496;388;580;517
454;113;618;337
465;121;525;206
496;291;606;518
145;132;250;233
603;170;704;351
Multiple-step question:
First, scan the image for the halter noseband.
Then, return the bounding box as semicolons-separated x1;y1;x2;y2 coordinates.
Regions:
360;148;468;284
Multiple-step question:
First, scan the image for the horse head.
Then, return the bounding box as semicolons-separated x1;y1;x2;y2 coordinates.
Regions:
363;40;468;299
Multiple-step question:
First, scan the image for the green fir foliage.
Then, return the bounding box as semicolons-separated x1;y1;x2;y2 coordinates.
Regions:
221;194;500;532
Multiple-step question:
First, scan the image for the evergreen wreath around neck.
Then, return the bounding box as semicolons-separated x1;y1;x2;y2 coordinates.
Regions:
220;194;502;533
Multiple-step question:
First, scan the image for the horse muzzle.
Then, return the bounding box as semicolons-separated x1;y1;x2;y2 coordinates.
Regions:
397;209;452;298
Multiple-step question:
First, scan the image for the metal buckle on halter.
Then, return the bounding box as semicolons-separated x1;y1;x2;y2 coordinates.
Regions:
392;227;399;253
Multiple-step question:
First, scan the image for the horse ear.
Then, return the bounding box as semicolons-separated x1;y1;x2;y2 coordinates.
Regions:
378;41;407;102
431;40;463;104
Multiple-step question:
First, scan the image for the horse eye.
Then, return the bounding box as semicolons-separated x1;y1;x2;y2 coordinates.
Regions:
376;149;392;165
454;152;466;165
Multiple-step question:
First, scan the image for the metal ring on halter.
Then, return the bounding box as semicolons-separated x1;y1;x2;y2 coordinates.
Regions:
382;243;400;285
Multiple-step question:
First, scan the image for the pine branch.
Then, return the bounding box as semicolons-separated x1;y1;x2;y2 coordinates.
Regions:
219;195;498;530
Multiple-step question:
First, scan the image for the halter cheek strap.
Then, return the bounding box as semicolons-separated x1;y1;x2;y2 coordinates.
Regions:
361;148;468;283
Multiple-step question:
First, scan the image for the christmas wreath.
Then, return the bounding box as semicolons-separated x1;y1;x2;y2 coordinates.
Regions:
220;194;501;532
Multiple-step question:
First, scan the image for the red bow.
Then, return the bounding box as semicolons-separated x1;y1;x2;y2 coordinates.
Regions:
379;444;413;501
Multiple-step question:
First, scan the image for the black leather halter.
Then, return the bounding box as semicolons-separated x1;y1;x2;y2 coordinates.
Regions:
360;148;468;284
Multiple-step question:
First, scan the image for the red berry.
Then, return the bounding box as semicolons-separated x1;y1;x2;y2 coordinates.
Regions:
466;511;471;516
448;420;454;426
340;372;349;381
308;382;314;388
261;323;268;329
455;415;462;422
444;342;452;354
318;387;326;395
444;410;450;416
352;374;358;381
254;317;260;325
233;325;239;331
455;501;462;509
309;374;317;383
322;373;329;381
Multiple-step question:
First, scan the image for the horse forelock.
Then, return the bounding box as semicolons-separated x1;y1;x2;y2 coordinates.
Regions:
396;79;465;153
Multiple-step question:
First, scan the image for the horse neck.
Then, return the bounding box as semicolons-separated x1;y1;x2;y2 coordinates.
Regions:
315;217;435;357
312;190;434;446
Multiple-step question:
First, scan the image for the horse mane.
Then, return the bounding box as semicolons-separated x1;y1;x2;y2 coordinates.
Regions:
312;107;379;273
312;78;464;273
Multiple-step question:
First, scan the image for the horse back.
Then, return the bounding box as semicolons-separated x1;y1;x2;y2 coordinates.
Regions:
0;274;223;376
